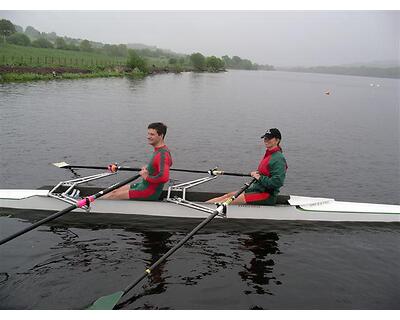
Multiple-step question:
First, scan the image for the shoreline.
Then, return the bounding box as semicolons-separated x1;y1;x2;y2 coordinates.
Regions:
0;65;226;83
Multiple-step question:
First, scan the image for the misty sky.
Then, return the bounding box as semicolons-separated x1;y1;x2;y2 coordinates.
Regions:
1;10;398;67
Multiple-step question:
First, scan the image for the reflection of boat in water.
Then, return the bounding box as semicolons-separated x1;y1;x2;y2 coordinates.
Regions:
239;232;281;296
115;231;172;309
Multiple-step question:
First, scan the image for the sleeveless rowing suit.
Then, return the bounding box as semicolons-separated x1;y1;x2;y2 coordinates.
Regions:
244;146;287;205
129;145;173;200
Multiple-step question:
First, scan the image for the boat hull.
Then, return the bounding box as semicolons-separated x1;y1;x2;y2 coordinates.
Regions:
0;189;399;222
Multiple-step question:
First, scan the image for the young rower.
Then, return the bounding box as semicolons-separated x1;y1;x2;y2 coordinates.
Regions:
206;128;287;205
103;122;173;200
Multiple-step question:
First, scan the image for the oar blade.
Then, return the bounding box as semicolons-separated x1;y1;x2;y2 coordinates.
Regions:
87;291;124;310
52;161;70;168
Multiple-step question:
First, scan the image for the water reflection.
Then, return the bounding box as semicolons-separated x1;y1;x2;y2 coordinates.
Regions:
29;226;117;275
116;230;172;310
238;232;281;295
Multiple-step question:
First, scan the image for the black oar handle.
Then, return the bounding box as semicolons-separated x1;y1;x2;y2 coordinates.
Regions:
0;174;141;246
115;177;257;308
62;164;251;177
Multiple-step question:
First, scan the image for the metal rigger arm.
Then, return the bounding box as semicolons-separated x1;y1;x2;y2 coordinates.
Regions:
166;175;226;217
48;172;116;211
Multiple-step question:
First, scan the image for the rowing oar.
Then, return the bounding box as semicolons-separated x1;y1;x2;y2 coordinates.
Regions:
86;177;257;310
53;161;251;177
0;174;141;246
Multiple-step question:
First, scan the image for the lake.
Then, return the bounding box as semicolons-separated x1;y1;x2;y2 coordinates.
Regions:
0;70;399;309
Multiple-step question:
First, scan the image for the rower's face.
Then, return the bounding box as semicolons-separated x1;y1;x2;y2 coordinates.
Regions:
264;137;279;149
147;128;163;146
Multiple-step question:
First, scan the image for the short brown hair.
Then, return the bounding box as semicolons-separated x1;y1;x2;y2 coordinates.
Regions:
148;122;167;138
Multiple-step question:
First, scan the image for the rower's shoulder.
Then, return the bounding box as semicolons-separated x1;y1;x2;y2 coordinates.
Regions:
272;150;286;160
155;146;172;157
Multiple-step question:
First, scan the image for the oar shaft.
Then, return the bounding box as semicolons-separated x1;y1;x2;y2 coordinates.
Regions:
0;204;77;245
89;174;141;200
0;174;141;246
122;207;222;295
65;165;142;171
118;177;257;304
171;168;250;177
61;164;251;177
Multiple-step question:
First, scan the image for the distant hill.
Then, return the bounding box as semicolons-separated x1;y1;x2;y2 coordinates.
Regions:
339;60;399;68
278;61;400;79
10;22;182;58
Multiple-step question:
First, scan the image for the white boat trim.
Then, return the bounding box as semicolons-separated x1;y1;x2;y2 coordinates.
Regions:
0;189;49;199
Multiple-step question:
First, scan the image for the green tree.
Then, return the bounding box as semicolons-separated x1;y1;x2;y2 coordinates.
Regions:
14;24;23;33
25;26;41;40
103;44;128;57
136;48;153;57
222;55;232;67
232;56;242;66
117;44;128;57
169;58;177;65
190;52;206;71
127;49;147;73
80;39;92;52
206;56;224;72
6;32;31;46
32;38;54;48
45;31;58;42
66;43;79;51
0;19;16;43
55;37;68;49
240;59;254;70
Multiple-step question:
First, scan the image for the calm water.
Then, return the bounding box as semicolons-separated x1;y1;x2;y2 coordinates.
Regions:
0;70;399;309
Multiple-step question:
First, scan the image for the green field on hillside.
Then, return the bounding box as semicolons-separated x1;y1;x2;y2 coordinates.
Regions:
0;44;189;70
0;44;126;68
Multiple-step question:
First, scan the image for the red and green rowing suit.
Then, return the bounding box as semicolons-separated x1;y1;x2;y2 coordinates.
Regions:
129;145;173;201
244;146;287;205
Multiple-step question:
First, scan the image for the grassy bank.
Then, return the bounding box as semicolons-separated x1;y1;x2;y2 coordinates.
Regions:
0;44;220;83
0;43;129;83
0;44;126;68
0;71;129;82
0;44;170;83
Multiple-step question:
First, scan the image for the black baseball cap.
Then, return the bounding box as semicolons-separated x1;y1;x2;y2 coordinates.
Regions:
261;128;282;140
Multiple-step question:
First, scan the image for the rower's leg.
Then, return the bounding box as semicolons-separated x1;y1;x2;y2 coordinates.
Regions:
231;193;246;205
102;185;130;199
206;191;236;203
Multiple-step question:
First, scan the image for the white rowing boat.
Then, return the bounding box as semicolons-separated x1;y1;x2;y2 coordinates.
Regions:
0;172;399;223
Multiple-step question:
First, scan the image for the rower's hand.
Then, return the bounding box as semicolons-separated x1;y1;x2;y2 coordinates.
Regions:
250;171;260;180
108;163;118;173
140;166;149;180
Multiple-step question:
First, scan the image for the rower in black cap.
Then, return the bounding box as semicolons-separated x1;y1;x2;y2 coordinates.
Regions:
207;128;287;206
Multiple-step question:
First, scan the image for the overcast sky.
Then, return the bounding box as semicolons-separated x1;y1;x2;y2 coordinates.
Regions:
1;10;398;67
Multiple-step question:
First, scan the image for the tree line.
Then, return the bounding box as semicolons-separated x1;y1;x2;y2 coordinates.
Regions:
0;18;275;72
